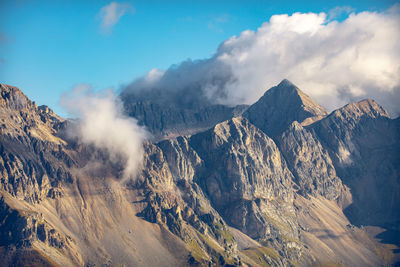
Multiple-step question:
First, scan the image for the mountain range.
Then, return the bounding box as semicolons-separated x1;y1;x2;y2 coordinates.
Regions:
0;80;399;266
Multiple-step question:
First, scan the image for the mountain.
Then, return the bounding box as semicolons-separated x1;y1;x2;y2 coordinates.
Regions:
243;79;328;138
0;81;399;266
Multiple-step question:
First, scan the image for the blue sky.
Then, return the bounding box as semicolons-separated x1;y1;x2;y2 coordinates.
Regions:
0;0;398;116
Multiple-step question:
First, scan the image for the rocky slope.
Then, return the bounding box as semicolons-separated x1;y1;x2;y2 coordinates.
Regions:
0;81;399;266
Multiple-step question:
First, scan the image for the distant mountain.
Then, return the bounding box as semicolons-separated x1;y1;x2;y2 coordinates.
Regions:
0;81;399;266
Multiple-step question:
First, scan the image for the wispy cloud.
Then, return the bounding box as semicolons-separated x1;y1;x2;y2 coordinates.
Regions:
61;84;148;182
98;2;134;33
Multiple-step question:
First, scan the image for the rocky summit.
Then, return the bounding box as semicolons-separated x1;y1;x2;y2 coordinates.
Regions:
0;81;399;267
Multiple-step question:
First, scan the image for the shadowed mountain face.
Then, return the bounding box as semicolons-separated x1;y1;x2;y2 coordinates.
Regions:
1;81;399;266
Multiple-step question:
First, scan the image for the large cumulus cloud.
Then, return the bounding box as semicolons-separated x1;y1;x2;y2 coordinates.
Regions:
123;6;400;116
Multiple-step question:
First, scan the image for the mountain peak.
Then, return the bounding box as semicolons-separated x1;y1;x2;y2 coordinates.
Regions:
0;83;65;144
274;79;327;114
312;99;391;131
277;78;296;87
0;83;33;110
335;99;390;119
243;80;327;138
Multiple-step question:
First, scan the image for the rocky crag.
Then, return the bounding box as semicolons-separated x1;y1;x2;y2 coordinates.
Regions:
0;81;399;266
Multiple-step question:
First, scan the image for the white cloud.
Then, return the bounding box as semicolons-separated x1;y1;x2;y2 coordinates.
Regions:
124;6;400;116
61;84;148;182
98;2;134;33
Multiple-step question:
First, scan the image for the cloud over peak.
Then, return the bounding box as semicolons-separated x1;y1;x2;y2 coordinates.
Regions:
123;6;400;116
98;2;134;33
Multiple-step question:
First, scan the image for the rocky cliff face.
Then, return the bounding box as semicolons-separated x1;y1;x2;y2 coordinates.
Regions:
1;82;399;266
189;117;298;248
0;84;72;203
278;121;350;204
190;117;294;208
